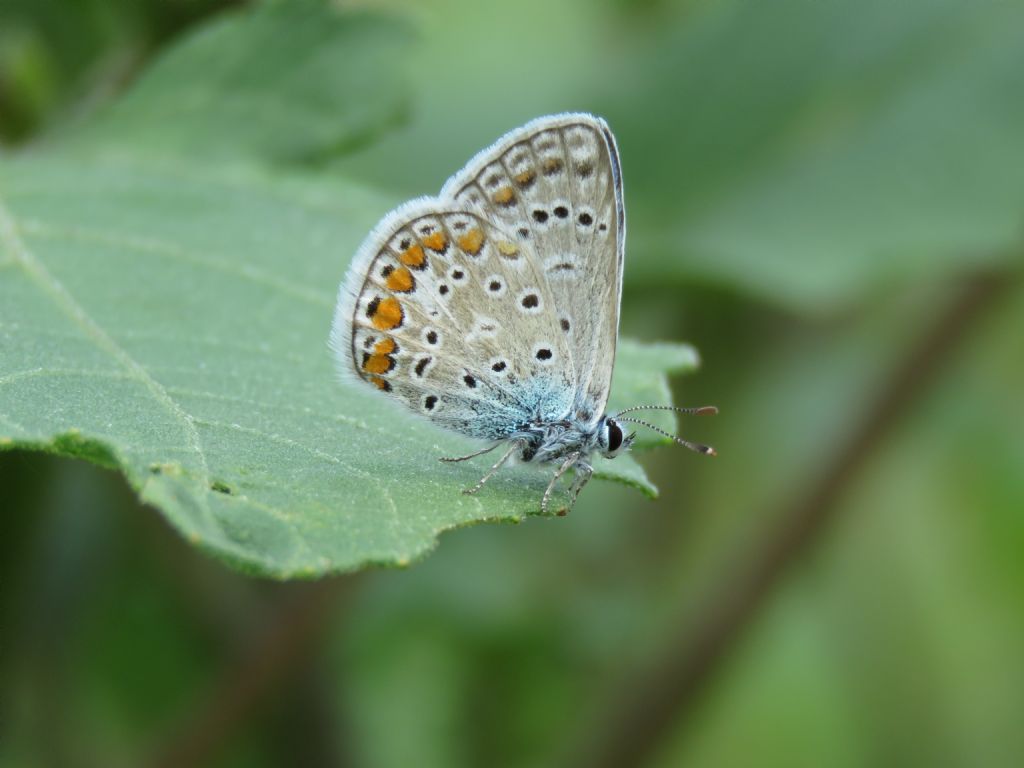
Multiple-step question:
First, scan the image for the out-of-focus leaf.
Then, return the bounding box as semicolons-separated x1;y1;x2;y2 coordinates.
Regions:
619;0;1024;308
0;0;240;144
72;4;412;164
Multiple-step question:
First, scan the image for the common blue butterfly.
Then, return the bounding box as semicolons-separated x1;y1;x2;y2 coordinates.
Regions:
331;114;715;513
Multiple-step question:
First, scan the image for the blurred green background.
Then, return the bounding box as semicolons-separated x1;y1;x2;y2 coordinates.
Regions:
2;0;1022;766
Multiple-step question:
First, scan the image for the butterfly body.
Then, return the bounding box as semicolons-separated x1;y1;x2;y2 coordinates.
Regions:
331;114;711;512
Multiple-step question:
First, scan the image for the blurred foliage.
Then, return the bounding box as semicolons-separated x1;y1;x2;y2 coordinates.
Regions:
70;5;414;162
2;0;1022;767
0;0;244;144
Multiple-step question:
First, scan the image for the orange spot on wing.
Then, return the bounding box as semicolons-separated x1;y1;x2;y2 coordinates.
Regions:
422;231;447;252
370;297;403;330
399;243;426;268
496;241;519;258
514;169;536;187
492;186;515;206
457;227;485;255
385;266;414;293
543;157;564;175
362;354;393;375
369;376;391;391
373;337;397;355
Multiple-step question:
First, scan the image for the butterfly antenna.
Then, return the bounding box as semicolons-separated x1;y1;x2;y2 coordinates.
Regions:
616;417;717;456
615;404;718;417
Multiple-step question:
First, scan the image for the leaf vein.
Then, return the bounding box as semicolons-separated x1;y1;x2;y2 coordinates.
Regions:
20;218;332;308
166;386;394;435
191;417;398;518
0;367;142;386
0;197;215;499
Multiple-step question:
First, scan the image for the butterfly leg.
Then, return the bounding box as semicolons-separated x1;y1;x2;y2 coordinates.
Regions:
439;443;500;463
567;460;593;506
461;440;523;496
541;452;582;516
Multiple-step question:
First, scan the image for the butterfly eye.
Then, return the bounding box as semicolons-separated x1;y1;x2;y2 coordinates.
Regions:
605;419;623;454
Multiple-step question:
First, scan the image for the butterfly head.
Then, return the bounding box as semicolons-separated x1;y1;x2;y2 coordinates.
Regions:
597;417;636;459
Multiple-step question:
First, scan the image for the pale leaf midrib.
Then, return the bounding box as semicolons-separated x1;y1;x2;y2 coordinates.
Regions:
0;194;214;493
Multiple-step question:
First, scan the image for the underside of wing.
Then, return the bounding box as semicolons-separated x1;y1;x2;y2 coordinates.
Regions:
440;113;625;426
331;201;575;441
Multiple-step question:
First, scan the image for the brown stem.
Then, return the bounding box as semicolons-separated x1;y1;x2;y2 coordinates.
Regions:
572;270;1015;768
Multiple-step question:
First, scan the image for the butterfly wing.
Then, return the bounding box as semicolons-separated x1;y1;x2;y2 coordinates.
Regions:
332;113;623;441
440;113;625;427
331;199;575;441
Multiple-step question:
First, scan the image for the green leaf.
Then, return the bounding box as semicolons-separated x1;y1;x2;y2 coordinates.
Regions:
619;0;1024;308
0;151;700;577
70;4;412;164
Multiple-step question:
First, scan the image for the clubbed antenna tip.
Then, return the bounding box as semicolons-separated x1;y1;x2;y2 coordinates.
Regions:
615;416;718;457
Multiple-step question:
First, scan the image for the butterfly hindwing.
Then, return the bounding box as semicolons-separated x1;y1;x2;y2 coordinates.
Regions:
332;202;575;441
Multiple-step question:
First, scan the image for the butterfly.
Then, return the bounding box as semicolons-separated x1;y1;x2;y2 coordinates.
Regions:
331;113;715;514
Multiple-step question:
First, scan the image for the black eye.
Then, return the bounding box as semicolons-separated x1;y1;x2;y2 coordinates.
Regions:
606;419;623;452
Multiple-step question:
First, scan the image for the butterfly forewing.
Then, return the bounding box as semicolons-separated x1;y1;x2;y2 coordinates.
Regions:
441;114;624;425
333;113;623;441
